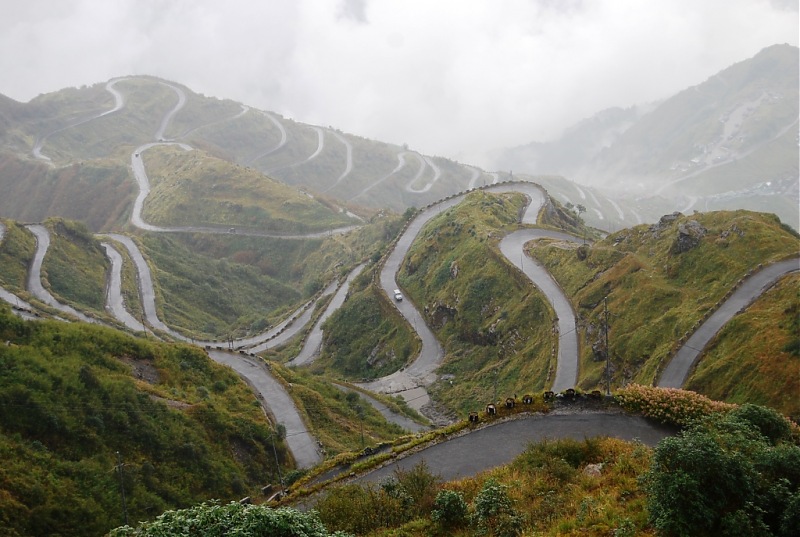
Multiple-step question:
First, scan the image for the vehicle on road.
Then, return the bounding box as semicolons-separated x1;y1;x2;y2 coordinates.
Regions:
393;289;403;301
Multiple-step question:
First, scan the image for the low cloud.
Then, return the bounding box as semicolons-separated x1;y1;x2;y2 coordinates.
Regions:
0;0;796;166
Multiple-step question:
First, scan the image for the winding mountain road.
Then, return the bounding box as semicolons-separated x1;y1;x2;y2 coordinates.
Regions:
287;263;367;367
323;131;354;192
25;225;98;324
354;152;408;200
500;228;583;392
33;78;126;162
658;256;800;388
100;241;147;333
358;182;583;412
18;76;799;478
208;349;322;468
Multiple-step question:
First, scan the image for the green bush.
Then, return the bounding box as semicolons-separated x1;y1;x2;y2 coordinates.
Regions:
729;404;792;445
109;502;352;536
643;407;800;536
472;478;524;537
431;489;468;529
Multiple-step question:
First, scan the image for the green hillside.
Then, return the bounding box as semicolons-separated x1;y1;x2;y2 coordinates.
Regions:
0;220;36;293
0;152;135;231
394;191;559;415
0;306;289;537
141;145;358;233
686;272;800;416
528;210;800;393
314;269;421;380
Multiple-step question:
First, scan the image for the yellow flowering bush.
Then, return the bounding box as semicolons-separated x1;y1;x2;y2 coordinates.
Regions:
615;384;736;427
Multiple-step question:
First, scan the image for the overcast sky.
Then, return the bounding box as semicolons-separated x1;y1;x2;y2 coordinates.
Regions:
1;0;797;165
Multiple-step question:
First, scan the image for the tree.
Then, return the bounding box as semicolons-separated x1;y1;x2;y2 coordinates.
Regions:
643;406;799;537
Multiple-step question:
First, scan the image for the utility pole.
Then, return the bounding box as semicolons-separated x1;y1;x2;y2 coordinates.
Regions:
357;405;365;448
116;451;129;526
493;368;499;403
604;297;611;396
271;430;285;491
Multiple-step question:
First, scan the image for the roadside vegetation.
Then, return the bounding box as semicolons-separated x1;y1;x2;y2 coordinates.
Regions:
269;363;415;457
685;272;800;416
280;388;797;537
0;305;289;537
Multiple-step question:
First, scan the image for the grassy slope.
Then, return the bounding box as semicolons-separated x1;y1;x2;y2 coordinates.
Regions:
0;152;135;231
316;436;656;537
313;269;421;380
137;233;301;339
397;191;557;415
141;145;356;233
135;210;403;338
529;210;800;392
686;272;800;416
0;220;36;293
270;364;412;457
0;307;289;537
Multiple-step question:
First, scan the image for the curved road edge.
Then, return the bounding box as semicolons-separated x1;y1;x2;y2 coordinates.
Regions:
353;410;674;485
658;256;800;388
207;349;322;468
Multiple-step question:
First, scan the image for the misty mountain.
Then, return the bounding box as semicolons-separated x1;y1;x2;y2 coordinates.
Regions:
0;45;796;233
493;44;799;227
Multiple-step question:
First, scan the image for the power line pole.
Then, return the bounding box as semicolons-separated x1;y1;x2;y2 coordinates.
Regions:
116;451;129;526
271;430;285;491
604;297;611;396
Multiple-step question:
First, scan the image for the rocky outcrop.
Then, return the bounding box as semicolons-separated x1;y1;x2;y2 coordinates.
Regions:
671;220;707;254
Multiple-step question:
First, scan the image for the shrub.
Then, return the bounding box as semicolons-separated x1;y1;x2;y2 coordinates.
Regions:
472;478;524;537
728;404;792;444
109;502;351;536
615;384;736;427
643;407;800;536
431;489;468;529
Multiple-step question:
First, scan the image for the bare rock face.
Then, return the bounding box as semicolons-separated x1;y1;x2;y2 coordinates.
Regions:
649;212;683;236
671;220;707;254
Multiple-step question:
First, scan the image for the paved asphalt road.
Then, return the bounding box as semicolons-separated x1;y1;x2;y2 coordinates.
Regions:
207;349;322;468
500;228;584;392
355;410;675;485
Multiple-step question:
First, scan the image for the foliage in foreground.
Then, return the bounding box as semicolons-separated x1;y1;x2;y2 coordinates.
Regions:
305;402;798;536
314;437;652;536
0;306;288;537
109;501;352;537
643;404;800;536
